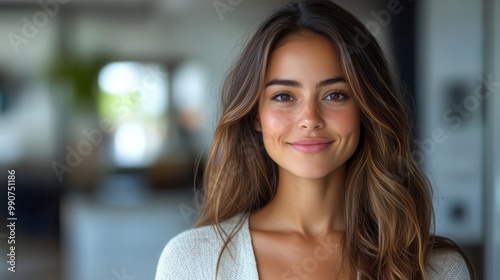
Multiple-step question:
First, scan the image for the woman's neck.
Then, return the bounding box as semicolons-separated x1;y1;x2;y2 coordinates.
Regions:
251;164;346;238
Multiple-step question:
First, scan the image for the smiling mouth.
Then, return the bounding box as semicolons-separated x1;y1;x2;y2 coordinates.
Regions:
289;141;334;154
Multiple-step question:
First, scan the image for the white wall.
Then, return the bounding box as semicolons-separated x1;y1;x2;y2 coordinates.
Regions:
417;0;484;245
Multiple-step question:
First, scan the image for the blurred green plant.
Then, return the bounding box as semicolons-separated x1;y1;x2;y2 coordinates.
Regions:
49;57;107;109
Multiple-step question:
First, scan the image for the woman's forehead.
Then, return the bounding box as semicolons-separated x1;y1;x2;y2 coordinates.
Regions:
264;33;343;83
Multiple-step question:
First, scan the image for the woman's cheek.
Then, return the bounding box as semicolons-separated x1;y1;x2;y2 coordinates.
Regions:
261;109;291;133
330;106;360;134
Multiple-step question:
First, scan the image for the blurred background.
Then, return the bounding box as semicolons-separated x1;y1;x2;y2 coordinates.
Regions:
0;0;498;279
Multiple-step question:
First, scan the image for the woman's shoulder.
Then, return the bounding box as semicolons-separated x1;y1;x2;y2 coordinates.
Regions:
154;214;246;280
154;225;219;279
426;249;471;280
162;224;220;254
164;214;244;248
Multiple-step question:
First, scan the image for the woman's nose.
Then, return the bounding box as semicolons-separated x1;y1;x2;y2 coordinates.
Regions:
297;100;325;130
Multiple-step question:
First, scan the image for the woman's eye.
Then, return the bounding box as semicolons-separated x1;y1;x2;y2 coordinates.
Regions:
325;91;348;101
271;93;294;102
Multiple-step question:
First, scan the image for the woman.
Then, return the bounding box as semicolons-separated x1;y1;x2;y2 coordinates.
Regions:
155;0;475;279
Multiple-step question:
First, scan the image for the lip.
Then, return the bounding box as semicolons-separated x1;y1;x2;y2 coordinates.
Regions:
289;138;334;154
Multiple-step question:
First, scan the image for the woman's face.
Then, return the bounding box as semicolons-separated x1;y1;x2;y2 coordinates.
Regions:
256;33;361;180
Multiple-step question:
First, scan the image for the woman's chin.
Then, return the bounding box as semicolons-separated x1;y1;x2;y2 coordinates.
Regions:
285;168;337;180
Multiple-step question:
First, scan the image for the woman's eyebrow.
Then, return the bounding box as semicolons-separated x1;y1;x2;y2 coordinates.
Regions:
317;77;346;87
265;79;301;88
264;77;346;88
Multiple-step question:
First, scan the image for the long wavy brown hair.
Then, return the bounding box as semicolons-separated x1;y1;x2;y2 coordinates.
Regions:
193;0;476;279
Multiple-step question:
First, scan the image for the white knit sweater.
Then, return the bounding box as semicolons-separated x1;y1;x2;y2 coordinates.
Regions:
155;213;471;280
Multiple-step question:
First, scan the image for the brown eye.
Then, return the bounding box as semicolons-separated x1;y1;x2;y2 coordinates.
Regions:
271;93;295;102
325;91;348;102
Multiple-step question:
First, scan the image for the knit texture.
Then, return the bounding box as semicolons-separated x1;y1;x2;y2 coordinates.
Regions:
155;213;470;280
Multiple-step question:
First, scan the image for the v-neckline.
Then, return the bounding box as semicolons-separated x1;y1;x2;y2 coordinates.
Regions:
239;212;359;280
241;212;260;279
